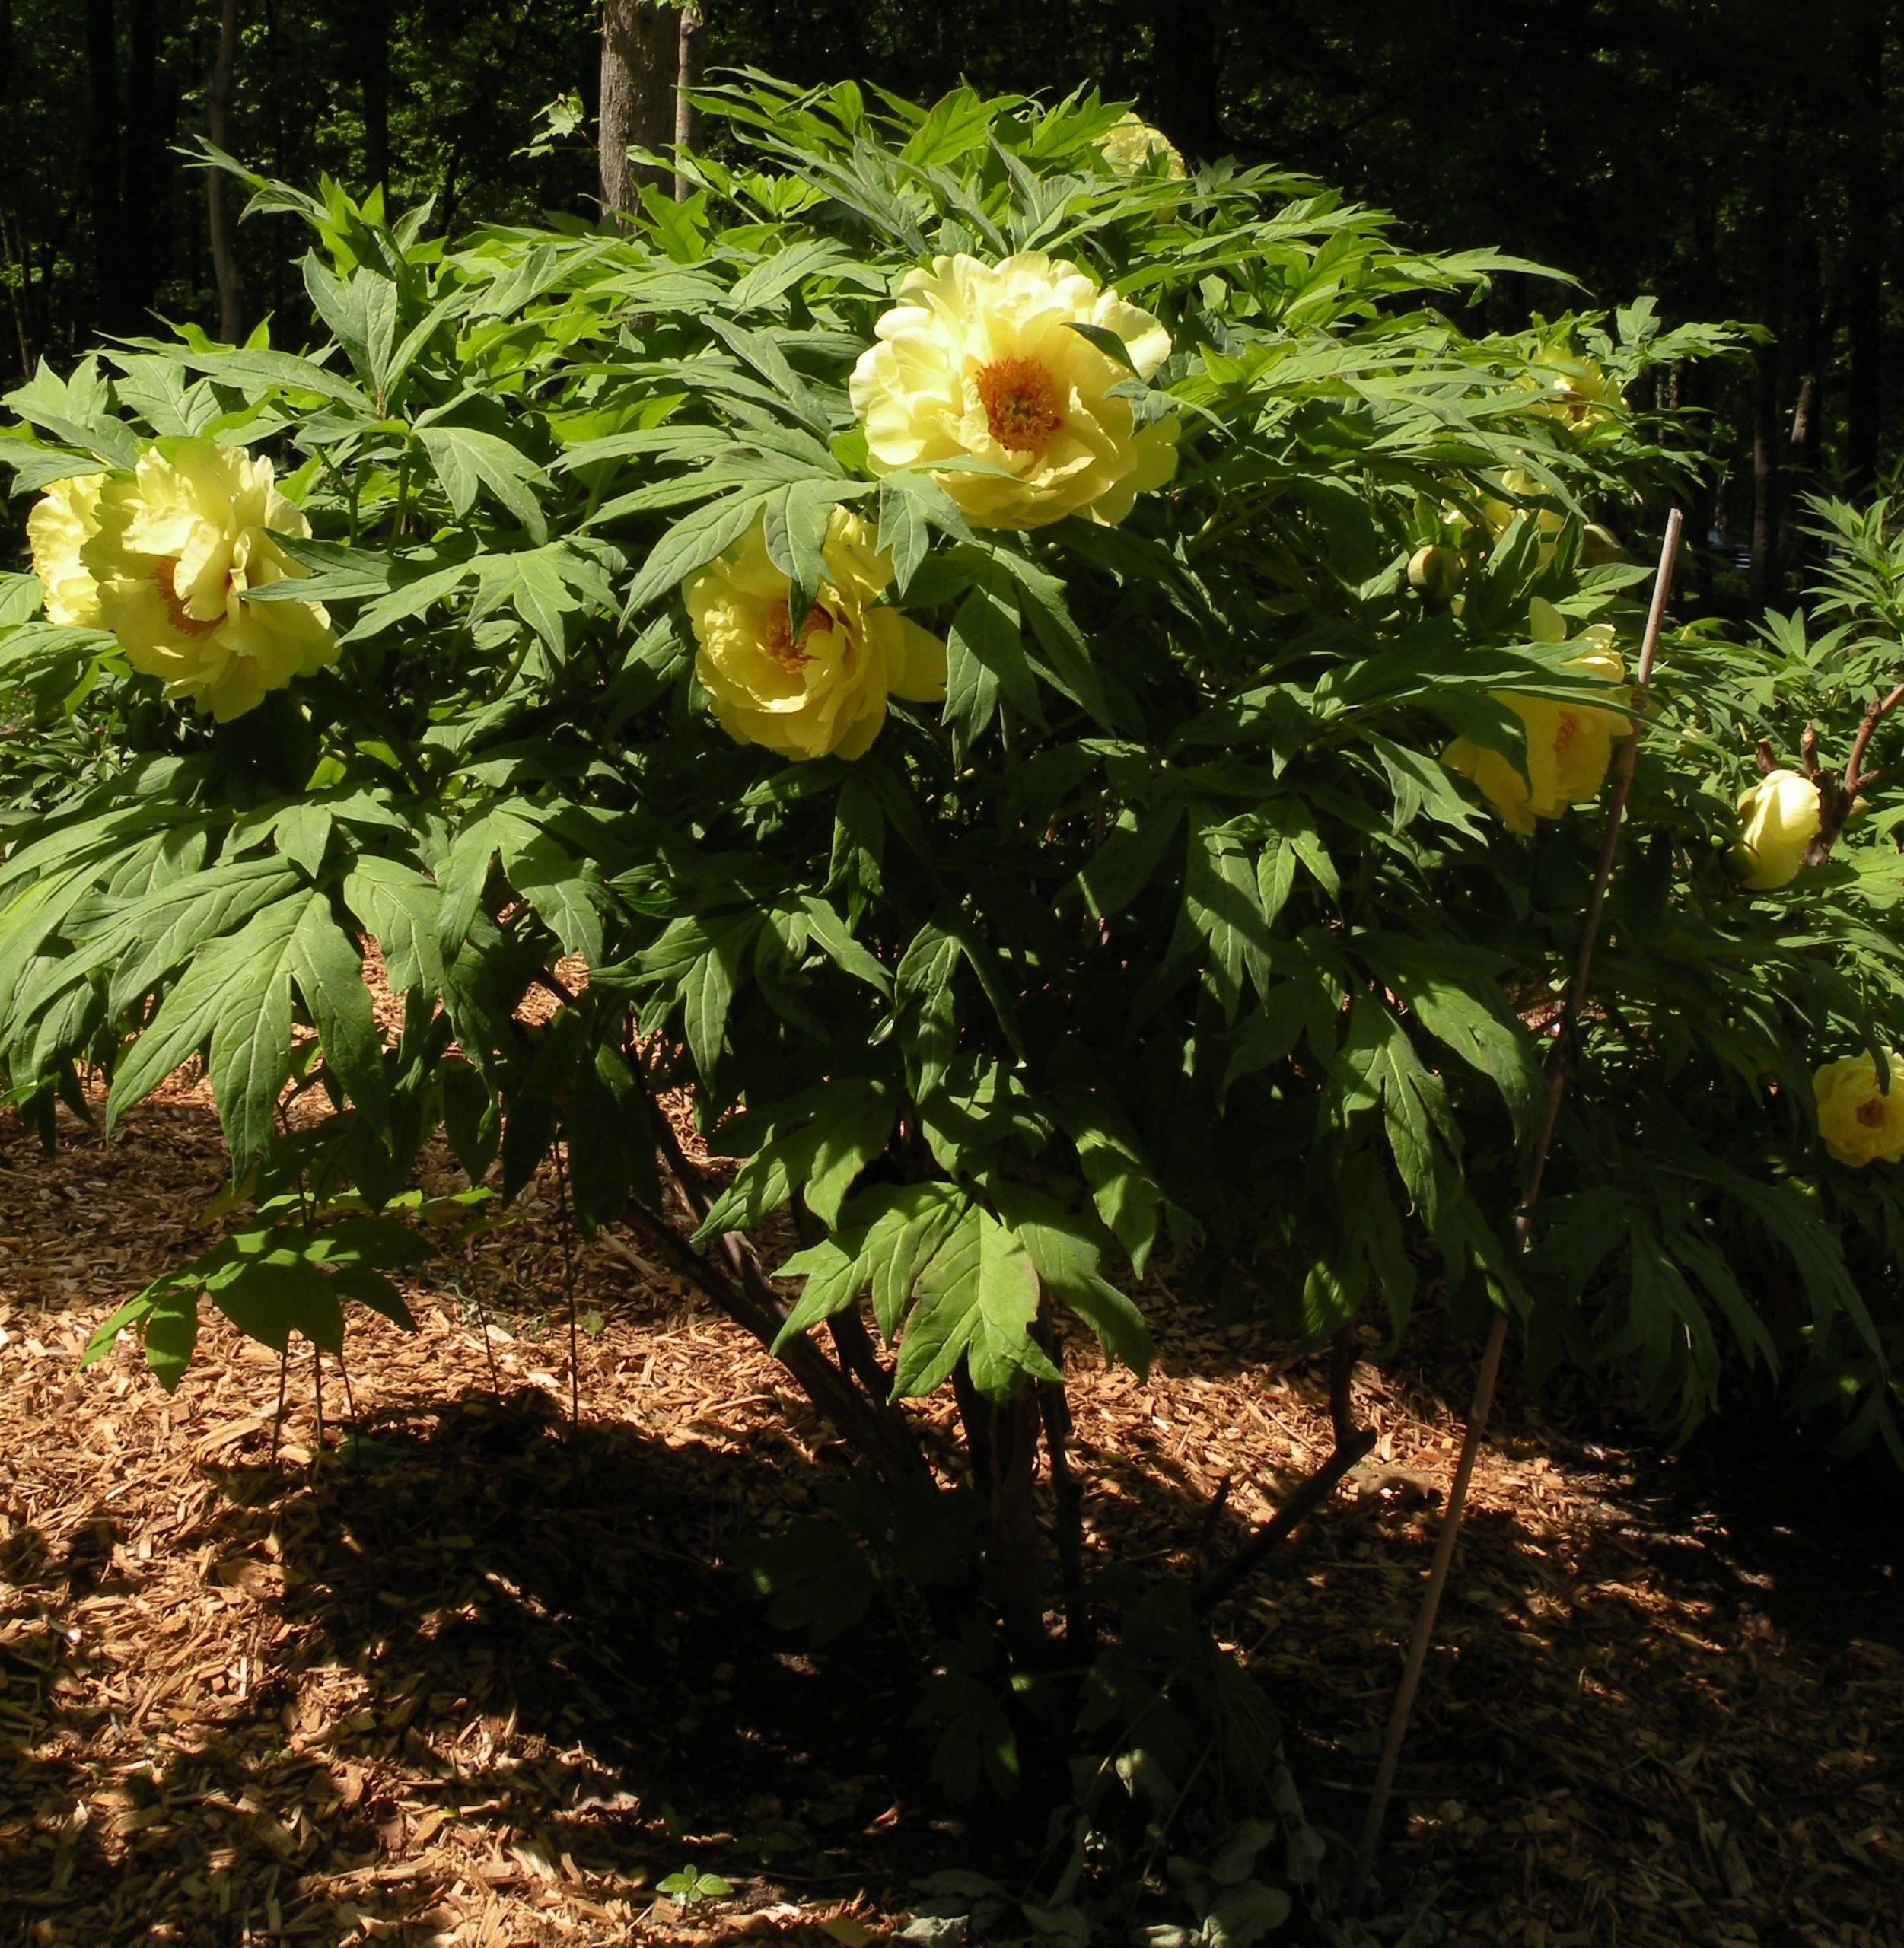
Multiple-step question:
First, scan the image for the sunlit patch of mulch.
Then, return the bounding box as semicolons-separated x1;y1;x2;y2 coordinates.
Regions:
2;1069;1899;1948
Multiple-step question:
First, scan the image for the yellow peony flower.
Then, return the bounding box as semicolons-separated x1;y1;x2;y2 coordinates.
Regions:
1099;113;1186;179
1442;598;1629;835
849;251;1178;531
1518;347;1627;431
27;471;110;627
1730;769;1822;890
27;441;338;721
1815;1052;1904;1167
685;508;947;761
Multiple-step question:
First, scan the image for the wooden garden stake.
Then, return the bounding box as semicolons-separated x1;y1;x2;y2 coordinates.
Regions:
1352;508;1686;1905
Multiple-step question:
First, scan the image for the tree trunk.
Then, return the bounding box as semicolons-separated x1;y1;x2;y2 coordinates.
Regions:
1750;335;1782;610
1749;153;1788;611
208;0;245;343
1845;0;1886;495
1147;0;1223;162
85;0;126;333
600;0;680;216
120;0;161;326
359;0;391;195
673;3;703;201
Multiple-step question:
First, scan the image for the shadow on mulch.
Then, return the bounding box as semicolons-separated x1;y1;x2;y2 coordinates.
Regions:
5;1086;1902;1945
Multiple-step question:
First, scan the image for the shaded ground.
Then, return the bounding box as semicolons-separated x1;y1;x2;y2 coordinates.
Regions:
1;1074;1899;1947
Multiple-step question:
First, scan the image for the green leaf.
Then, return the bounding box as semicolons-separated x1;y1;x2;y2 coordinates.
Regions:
1183;808;1274;1020
1337;996;1457;1220
696;1078;895;1235
502;829;607;963
995;1184;1151;1373
142;1292;201;1394
896;923;960;1101
344;857;444;994
1052;1095;1163;1276
107;890;323;1164
288;896;390;1133
893;1205;1059;1400
272;802;335;879
762;478;839;630
416;425;549;542
737;1515;874;1645
945;581;1040;761
212;1252;348;1356
620;489;775;615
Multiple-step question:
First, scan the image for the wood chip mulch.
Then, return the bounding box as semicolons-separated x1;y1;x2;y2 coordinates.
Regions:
2;1070;1899;1948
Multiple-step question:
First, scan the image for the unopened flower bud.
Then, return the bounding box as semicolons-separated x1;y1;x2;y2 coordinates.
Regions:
1730;769;1822;890
1407;544;1463;602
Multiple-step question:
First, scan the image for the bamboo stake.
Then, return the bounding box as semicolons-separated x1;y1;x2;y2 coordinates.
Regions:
1351;508;1686;1905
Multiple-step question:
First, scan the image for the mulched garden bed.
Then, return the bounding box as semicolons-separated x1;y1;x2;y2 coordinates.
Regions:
2;1071;1899;1947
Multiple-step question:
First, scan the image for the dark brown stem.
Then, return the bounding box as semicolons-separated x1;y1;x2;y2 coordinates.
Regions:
1192;1323;1368;1613
951;1357;996;1498
1848;683;1904;797
1351;508;1686;1908
1033;1310;1091;1655
988;1386;1049;1667
1797;678;1904;867
1192;1426;1378;1614
1329;1323;1359;1444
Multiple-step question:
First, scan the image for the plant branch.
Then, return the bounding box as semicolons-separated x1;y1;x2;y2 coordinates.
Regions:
1192;1321;1371;1615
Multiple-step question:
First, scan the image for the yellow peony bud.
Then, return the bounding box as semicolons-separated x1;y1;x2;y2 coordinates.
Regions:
1580;522;1625;567
1815;1052;1904;1167
849;251;1178;531
684;508;947;762
31;439;339;722
1441;598;1629;834
1476;466;1566;546
1407;543;1463;602
1098;113;1186;180
1730;769;1822;890
27;471;110;627
1518;347;1627;431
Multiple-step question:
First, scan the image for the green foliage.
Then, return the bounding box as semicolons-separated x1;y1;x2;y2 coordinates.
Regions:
0;78;1897;1463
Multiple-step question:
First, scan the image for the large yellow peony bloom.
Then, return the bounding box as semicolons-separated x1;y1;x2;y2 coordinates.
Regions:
849;252;1178;531
1731;769;1823;890
1442;598;1629;835
1099;113;1186;179
685;508;947;761
27;440;337;721
1815;1052;1904;1167
27;472;109;627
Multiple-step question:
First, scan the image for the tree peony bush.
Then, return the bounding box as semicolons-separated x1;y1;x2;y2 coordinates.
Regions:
3;75;1902;1900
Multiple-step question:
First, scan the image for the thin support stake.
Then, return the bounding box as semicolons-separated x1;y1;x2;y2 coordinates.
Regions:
271;1348;290;1468
1352;509;1685;1906
555;1142;581;1427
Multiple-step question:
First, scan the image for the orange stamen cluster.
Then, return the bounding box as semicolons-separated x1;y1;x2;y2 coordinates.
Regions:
153;560;222;638
1857;1096;1888;1128
763;602;833;673
975;355;1062;456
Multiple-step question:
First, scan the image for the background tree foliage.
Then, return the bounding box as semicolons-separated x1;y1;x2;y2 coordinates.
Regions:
2;0;1896;596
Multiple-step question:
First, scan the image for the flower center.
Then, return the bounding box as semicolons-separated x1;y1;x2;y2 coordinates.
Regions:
976;355;1062;456
1857;1096;1887;1128
763;603;833;673
1552;710;1579;754
152;559;223;639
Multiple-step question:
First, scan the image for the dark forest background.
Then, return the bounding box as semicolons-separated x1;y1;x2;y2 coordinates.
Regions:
2;0;1895;603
